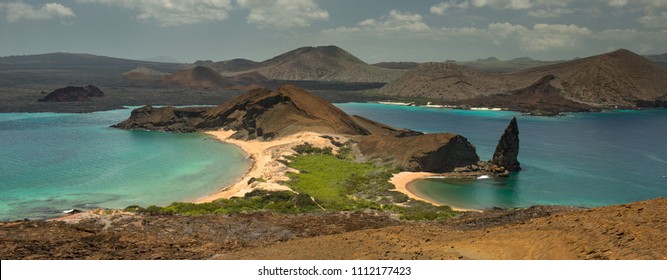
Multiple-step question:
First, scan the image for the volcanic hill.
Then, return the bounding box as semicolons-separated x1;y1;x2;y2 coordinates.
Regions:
221;46;405;83
113;84;485;172
380;49;667;113
159;66;237;90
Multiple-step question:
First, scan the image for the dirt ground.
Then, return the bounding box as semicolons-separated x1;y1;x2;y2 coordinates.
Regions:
1;198;666;260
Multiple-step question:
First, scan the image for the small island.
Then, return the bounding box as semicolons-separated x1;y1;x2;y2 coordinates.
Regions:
112;84;520;212
38;85;104;102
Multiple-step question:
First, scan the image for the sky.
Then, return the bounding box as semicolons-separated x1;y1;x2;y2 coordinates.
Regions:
1;0;666;63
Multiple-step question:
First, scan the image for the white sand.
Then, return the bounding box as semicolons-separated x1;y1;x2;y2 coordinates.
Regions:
390;171;480;212
195;130;343;202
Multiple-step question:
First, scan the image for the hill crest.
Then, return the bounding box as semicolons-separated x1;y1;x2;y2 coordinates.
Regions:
380;49;667;111
226;45;405;83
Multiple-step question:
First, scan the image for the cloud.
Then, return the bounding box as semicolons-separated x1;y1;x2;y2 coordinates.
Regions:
607;0;630;7
0;2;75;22
527;8;574;18
639;11;667;28
607;0;667;8
473;0;533;9
76;0;233;26
431;0;574;17
488;22;592;51
236;0;329;29
430;1;469;15
324;10;429;34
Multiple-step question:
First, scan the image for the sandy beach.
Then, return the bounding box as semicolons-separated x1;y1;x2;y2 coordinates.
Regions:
197;129;479;212
195;129;342;202
390;172;479;212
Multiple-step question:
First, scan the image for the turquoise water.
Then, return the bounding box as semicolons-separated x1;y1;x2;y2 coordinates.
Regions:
0;109;250;221
337;103;667;210
2;104;666;220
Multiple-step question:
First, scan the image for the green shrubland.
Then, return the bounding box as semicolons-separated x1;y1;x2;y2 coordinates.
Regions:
127;141;458;220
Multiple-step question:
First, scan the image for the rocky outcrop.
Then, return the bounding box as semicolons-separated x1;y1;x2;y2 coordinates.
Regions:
38;85;104;102
111;106;209;132
358;133;480;172
489;117;521;172
352;115;479;172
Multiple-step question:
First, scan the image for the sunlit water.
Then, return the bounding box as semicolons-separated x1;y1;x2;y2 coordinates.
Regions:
2;104;665;220
0;109;250;221
337;103;667;210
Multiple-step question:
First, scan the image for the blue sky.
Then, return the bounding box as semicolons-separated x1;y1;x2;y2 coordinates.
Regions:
1;0;666;63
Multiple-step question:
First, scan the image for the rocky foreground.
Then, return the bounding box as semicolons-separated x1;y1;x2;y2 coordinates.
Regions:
1;198;665;260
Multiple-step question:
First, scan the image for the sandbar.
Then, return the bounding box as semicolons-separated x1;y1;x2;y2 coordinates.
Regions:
195;129;340;202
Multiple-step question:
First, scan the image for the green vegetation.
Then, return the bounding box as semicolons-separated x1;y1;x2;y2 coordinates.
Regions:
285;144;457;220
124;190;320;216
128;142;458;220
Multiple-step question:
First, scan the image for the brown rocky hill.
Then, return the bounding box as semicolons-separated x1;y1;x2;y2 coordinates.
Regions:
526;49;667;106
454;74;595;115
380;49;667;111
226;46;405;83
160;66;237;90
38;85;104;102
379;62;518;100
112;84;484;172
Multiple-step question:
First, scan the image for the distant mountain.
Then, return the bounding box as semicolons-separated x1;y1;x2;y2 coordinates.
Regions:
372;62;420;70
0;52;180;70
143;55;181;64
226;46;406;83
380;49;667;112
458;56;560;72
122;67;169;81
373;57;558;72
645;53;667;69
0;52;185;87
160;66;237;90
195;58;258;72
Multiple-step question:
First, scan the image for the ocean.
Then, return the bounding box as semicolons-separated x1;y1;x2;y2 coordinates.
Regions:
1;104;666;220
0;109;250;221
337;103;667;210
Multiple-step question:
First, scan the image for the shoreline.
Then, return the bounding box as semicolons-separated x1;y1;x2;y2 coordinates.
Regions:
195;130;340;203
390;172;482;212
198;129;481;212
